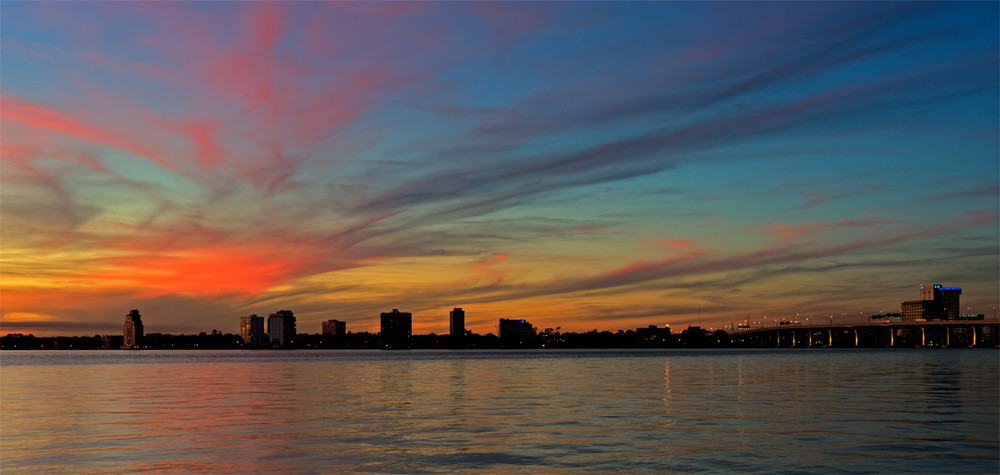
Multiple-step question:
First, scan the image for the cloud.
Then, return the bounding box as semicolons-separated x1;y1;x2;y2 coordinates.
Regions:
346;11;995;228
469;253;509;287
2;97;169;169
799;185;887;209
459;211;996;304
767;216;894;242
934;182;1000;200
2;2;996;335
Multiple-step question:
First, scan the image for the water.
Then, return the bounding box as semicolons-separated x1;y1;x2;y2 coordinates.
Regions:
1;349;997;473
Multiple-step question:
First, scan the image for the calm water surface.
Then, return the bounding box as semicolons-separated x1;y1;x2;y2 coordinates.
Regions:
1;349;997;473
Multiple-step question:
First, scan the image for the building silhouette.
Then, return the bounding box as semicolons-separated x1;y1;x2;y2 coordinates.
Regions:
268;310;296;347
241;314;265;346
902;284;962;321
101;334;123;349
322;319;346;336
636;325;671;345
498;318;535;348
923;284;961;320
450;308;465;338
123;309;143;349
380;309;412;349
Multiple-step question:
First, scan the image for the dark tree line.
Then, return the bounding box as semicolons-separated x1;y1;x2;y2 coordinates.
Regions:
2;326;731;350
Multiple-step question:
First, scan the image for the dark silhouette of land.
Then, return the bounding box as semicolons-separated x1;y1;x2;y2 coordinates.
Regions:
4;281;994;350
0;326;730;350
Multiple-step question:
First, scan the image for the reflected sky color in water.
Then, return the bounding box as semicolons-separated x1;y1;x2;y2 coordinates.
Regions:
2;350;997;473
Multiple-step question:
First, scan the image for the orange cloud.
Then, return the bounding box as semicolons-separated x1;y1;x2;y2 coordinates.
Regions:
75;245;317;298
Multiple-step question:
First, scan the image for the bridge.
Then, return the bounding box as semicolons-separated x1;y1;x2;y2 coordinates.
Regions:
731;320;999;348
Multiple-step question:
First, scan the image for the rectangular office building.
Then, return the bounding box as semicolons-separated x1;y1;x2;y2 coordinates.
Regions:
499;318;536;348
322;319;346;336
380;309;412;349
123;309;144;349
268;310;296;347
450;308;465;337
241;314;265;346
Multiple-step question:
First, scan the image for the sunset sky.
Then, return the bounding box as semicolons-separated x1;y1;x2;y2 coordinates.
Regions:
2;2;997;337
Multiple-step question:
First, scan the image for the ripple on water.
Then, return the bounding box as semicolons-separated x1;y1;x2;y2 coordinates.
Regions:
1;349;997;473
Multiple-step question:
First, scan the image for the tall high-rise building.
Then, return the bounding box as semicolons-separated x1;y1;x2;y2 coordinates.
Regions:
123;309;144;349
268;310;296;346
241;314;265;346
938;287;962;320
913;284;962;320
380;309;412;350
449;308;465;337
322;319;346;336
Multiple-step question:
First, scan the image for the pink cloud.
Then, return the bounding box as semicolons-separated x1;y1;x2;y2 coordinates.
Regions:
767;216;894;242
470;253;509;286
640;238;700;253
4;98;157;162
9;2;457;203
162;119;226;170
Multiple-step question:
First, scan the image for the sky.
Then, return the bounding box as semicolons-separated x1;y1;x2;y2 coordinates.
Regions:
2;1;998;337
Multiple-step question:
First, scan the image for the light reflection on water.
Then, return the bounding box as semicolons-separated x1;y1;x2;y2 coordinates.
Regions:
1;349;997;473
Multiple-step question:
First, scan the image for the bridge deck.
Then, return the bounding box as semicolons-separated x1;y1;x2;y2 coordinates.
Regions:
731;319;999;348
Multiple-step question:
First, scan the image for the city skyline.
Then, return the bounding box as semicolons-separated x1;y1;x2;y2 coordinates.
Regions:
2;2;998;337
6;279;995;342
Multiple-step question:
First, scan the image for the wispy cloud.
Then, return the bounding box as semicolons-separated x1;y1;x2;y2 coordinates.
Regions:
934;182;1000;200
2;2;996;334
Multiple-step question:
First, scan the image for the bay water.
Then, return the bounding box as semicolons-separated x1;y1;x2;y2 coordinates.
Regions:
2;349;997;473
